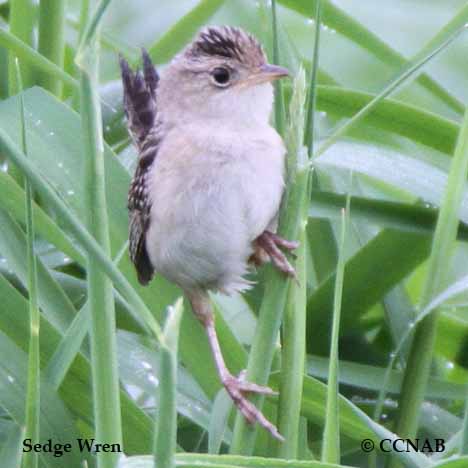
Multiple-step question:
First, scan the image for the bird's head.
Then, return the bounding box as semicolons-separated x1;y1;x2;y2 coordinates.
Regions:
157;26;289;125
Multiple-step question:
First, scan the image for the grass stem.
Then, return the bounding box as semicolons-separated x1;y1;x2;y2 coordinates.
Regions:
390;88;468;468
77;9;123;466
17;60;40;468
38;0;66;97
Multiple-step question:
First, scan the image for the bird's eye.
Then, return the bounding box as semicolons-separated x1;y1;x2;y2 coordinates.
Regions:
211;67;231;87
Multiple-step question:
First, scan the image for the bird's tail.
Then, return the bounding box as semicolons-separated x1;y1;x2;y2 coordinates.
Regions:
119;49;159;149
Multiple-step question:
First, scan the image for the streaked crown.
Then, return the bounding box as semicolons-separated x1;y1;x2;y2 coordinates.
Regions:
185;26;267;67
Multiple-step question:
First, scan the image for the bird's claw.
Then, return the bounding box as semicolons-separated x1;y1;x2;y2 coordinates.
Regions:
223;372;283;441
256;231;299;281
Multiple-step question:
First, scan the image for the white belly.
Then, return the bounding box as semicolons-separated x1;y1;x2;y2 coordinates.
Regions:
145;123;285;293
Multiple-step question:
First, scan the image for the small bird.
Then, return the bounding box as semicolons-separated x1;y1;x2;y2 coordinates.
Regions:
120;25;298;440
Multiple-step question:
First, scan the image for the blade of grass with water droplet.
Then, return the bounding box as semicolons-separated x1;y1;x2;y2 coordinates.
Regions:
16;59;39;468
322;197;349;464
315;24;466;159
76;4;124;465
390;80;468;468
278;0;464;114
154;299;183;468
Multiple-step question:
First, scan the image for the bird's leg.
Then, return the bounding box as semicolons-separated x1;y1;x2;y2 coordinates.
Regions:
255;230;299;278
188;292;284;441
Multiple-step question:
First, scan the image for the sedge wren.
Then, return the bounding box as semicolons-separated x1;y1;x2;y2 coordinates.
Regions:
120;26;297;440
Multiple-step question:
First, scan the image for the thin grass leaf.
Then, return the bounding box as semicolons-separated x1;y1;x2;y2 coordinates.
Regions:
76;0;113;57
7;0;34;95
0;273;154;455
307;355;466;400
154;299;183;468
278;0;464;114
37;0;66;97
231;68;308;454
310;191;468;240
0;121;164;342
322;199;349;464
0;170;86;264
209;389;232;454
315;24;467;158
305;0;321;155
122;452;355;468
391;79;468;464
0;28;79;92
77;13;123;466
16;59;39;468
45;303;90;390
271;0;285;136
277;231;307;458
277;4;321;455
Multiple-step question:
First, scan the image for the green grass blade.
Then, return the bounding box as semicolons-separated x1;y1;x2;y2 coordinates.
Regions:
77;0;113;57
305;0;321;155
321;200;349;464
147;0;225;64
306;229;431;354
0;124;164;342
230;69;308;454
310;191;468;241
0;170;86;264
462;398;468;454
209;389;232;454
7;0;34;95
277;4;321;455
16;60;40;468
154;299;183;468
315;24;466;158
123;452;355;467
77;15;123;466
271;0;285;136
316;85;458;156
278;0;464;114
0;28;79;92
277;230;307;458
37;0;66;97
45;303;90;390
390;102;468;464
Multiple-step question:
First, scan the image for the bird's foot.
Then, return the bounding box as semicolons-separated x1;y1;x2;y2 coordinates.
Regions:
255;230;299;279
223;370;284;441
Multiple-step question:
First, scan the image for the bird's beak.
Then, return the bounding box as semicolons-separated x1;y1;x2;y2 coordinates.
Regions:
258;63;290;82
237;63;290;89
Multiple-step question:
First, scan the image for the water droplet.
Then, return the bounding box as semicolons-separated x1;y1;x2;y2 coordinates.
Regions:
408;321;415;329
48;131;55;136
35;119;42;126
0;161;8;172
63;256;70;263
381;413;388;421
307;18;315;25
105;125;111;132
7;375;15;383
389;352;396;360
57;162;64;168
141;361;152;370
148;375;158;386
66;190;74;196
446;361;455;370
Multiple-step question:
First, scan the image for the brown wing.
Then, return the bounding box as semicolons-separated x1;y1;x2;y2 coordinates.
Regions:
120;51;160;285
